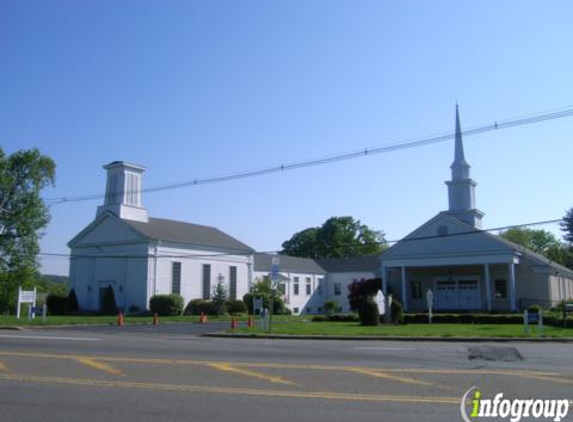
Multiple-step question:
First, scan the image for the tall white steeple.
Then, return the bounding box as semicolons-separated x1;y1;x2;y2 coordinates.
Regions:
96;161;149;222
445;106;484;228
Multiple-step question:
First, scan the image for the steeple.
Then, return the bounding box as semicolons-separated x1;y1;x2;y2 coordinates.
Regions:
96;161;149;222
445;106;484;228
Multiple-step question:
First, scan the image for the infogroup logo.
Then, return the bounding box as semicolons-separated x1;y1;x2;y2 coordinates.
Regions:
460;387;571;422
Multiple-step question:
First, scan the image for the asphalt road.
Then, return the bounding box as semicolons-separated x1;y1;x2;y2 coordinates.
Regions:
0;324;572;422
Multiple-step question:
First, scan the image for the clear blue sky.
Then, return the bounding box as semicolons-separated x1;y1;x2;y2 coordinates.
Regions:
1;0;572;275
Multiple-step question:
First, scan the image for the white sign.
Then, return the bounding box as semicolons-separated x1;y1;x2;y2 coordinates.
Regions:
375;290;386;315
17;287;37;319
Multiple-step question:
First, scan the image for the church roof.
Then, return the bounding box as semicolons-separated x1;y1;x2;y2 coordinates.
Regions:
316;255;382;273
123;216;255;253
254;253;326;274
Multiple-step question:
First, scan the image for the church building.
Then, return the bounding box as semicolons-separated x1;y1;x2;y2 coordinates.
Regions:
380;107;573;312
68;161;255;313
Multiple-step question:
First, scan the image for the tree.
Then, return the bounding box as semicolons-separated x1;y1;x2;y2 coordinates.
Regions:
211;280;228;316
0;148;55;313
562;208;573;244
281;216;387;259
242;277;287;315
500;227;571;266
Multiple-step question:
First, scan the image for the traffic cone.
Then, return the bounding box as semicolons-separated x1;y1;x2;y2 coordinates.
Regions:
247;315;254;327
200;311;207;324
153;313;159;325
117;312;124;326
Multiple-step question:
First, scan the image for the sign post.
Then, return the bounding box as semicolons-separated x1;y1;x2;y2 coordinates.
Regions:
269;257;280;334
17;287;37;319
426;288;434;324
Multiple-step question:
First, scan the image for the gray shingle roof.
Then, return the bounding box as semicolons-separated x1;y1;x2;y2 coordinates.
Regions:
123;217;254;253
316;255;382;273
254;253;326;274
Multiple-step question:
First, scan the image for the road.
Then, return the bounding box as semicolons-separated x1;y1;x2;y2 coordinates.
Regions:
0;323;572;422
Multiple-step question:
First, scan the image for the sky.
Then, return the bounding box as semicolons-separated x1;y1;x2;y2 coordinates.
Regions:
1;0;572;276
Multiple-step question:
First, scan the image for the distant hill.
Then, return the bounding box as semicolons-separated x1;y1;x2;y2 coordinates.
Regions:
42;274;70;284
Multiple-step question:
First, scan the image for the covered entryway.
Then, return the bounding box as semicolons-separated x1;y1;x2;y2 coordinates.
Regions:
435;277;480;310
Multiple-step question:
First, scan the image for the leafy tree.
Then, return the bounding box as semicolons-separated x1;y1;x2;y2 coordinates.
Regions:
281;216;387;258
562;208;573;244
500;227;571;266
243;277;287;315
211;280;228;316
0;148;55;313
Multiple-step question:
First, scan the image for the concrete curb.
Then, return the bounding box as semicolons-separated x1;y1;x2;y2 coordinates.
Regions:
0;326;24;331
202;332;573;342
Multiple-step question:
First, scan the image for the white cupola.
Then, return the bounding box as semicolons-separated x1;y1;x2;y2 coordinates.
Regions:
444;106;484;228
96;161;149;222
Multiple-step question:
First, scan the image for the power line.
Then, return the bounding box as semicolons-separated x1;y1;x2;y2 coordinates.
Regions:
38;217;564;260
44;105;573;206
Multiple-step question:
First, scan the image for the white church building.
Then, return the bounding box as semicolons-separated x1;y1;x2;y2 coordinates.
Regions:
68;108;573;315
68;161;255;313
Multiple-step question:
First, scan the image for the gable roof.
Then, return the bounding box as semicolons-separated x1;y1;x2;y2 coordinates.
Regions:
123;217;255;253
254;253;326;274
316;256;382;273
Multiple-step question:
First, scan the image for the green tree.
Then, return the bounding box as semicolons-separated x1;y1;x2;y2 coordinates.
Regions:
0;148;55;313
242;276;287;315
211;280;228;316
562;208;573;244
500;227;571;267
281;216;387;259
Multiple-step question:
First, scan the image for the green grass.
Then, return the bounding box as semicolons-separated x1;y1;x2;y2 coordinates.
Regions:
233;322;573;338
0;313;306;327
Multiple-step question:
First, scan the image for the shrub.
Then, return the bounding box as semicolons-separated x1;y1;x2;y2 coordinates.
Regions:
527;304;542;314
101;285;117;315
324;301;338;317
226;300;248;315
46;294;68;315
328;314;359;322
67;289;79;313
312;315;327;322
184;299;217;316
149;294;184;316
390;299;403;324
242;292;287;315
358;297;379;326
348;278;382;312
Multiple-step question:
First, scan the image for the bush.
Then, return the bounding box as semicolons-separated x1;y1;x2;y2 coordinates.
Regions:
226;300;248;315
184;299;217;316
46;294;68;315
312;315;327;322
328;314;359;322
390;299;403;324
527;304;542;314
67;289;79;313
324;301;338;317
101;285;117;315
242;292;288;315
149;294;184;316
358;297;379;326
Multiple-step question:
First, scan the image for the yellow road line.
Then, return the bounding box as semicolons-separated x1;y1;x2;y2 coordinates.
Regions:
349;368;453;390
0;373;459;404
0;351;567;383
76;358;125;377
208;363;294;385
0;360;9;372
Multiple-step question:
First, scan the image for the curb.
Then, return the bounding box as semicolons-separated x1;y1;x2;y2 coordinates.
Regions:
0;326;24;331
202;332;573;342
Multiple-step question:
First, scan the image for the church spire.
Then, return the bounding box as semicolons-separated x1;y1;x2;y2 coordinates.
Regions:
445;105;484;228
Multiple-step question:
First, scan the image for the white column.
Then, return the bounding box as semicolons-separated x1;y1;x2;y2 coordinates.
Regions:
509;262;517;311
484;263;492;312
381;265;389;322
401;266;408;311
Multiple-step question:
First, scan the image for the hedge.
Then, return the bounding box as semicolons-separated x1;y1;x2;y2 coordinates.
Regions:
149;294;184;316
184;299;217;316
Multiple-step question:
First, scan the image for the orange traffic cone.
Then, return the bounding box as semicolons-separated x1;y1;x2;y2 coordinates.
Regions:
247;315;254;327
231;317;239;329
117;312;124;326
153;313;159;325
200;311;207;324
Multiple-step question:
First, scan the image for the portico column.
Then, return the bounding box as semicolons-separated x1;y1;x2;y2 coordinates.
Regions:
401;266;408;311
484;263;492;312
382;265;390;322
509;262;517;311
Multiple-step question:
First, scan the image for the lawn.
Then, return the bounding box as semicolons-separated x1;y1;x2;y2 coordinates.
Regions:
233;321;573;338
0;314;306;327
